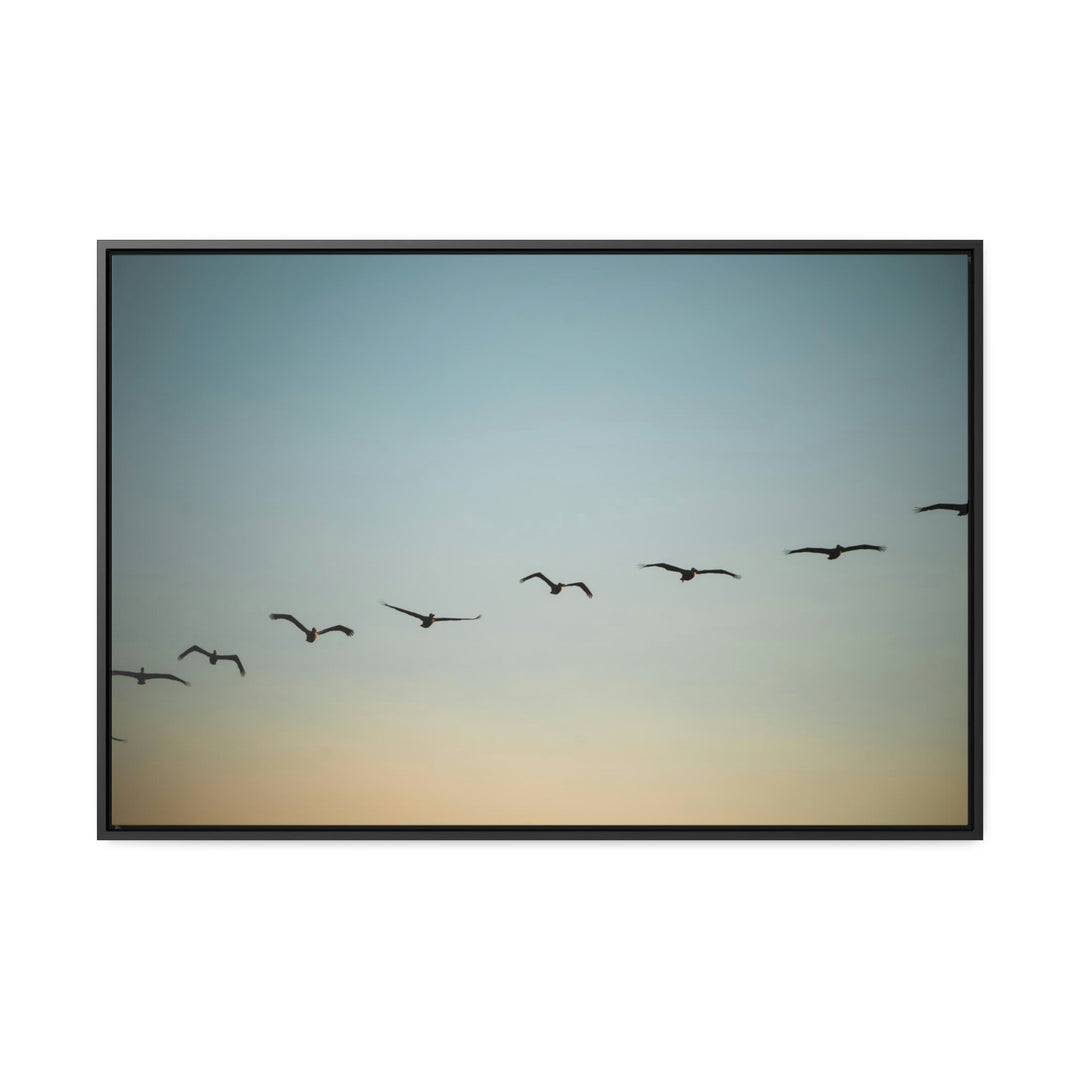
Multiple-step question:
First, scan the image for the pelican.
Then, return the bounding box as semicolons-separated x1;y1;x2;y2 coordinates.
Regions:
638;563;741;581
111;667;190;686
382;602;482;628
519;572;592;598
269;614;354;642
914;503;969;516
178;645;246;676
785;544;886;560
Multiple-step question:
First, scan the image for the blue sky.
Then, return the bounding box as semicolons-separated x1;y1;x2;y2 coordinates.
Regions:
110;252;969;824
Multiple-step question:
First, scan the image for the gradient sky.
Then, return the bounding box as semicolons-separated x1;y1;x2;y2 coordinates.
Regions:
110;251;969;825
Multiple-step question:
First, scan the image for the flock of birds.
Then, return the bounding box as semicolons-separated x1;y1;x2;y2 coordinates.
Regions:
110;501;967;705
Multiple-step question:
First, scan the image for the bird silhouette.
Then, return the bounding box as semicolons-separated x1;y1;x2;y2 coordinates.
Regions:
519;572;592;598
111;736;127;742
178;645;246;675
785;544;886;560
382;603;482;628
914;503;969;516
111;667;190;686
269;614;354;642
638;563;741;581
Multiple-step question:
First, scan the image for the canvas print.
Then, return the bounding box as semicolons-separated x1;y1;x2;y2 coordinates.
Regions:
105;246;975;832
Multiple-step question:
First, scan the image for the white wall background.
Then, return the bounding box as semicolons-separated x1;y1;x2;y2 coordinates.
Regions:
3;2;1076;1077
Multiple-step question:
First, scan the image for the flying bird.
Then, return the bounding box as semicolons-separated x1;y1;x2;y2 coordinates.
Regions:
914;503;969;516
785;544;887;560
519;572;592;598
111;667;190;686
269;614;354;642
178;645;246;676
111;736;127;742
382;603;482;628
638;563;741;581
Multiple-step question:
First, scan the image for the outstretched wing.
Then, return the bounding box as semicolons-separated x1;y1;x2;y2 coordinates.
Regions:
431;615;482;622
785;548;832;555
111;736;127;742
639;563;685;573
221;654;246;675
382;603;425;621
914;504;966;513
110;670;138;679
145;672;190;685
520;572;555;588
844;544;886;552
317;625;355;637
270;613;308;633
696;569;741;579
178;645;211;660
566;582;593;597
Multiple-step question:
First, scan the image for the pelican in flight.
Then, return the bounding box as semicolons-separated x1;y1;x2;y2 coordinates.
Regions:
914;503;969;516
178;645;246;675
638;563;741;582
785;544;886;560
269;614;354;642
519;572;593;598
111;667;190;686
382;603;482;628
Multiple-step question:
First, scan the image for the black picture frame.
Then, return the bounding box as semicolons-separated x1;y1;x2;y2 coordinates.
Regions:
98;239;982;840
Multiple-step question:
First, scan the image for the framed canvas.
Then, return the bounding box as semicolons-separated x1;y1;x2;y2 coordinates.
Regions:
98;240;981;839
